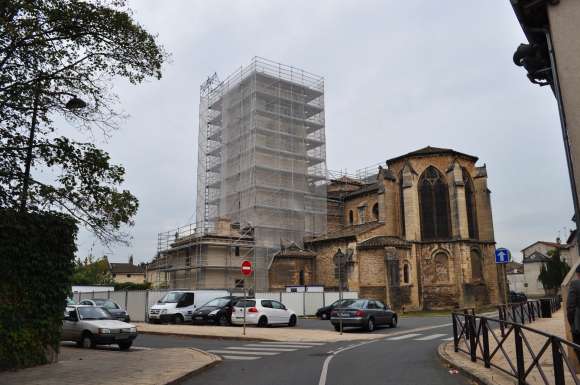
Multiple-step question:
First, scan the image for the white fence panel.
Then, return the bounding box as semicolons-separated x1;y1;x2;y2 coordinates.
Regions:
304;292;324;316
109;291;127;308
126;290;147;322
281;293;304;316
148;290;168;308
255;292;282;301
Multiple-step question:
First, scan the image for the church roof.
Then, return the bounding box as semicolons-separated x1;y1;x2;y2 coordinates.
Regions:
357;236;411;249
306;222;383;243
386;146;478;165
273;242;316;258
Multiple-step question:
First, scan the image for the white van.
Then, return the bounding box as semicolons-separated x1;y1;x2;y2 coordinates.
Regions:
148;290;229;324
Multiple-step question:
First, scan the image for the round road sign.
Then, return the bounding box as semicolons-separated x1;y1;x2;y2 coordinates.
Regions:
241;260;252;276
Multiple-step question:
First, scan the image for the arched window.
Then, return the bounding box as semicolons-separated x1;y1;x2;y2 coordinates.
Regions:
403;263;410;284
433;252;450;283
463;168;478;239
348;210;354;225
372;203;379;221
399;172;406;237
419;166;451;240
471;249;483;281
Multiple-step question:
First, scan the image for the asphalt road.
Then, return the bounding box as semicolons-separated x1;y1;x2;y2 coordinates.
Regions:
136;315;470;385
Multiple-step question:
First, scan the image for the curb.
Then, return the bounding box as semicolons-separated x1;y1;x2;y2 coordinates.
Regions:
437;342;514;385
165;348;222;385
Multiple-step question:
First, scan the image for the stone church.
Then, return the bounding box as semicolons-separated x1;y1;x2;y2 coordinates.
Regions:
268;146;507;310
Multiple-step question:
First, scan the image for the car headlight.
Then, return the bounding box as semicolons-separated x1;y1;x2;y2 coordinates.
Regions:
160;309;167;314
99;328;111;334
129;327;137;333
209;309;219;316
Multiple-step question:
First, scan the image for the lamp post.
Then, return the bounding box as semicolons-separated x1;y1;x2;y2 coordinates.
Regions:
18;82;86;212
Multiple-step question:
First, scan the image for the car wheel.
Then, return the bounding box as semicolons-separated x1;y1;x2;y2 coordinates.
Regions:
333;324;341;332
81;332;95;349
366;318;375;332
174;314;184;324
288;315;297;327
257;316;268;327
321;313;328;320
118;341;133;351
390;316;398;328
218;314;229;326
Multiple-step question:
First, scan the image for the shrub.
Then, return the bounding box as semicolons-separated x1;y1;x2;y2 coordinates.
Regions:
0;210;77;370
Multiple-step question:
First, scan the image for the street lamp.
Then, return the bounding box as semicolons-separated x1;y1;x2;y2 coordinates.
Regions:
18;88;87;212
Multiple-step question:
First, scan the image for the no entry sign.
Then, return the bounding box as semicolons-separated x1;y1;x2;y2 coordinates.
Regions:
241;260;252;276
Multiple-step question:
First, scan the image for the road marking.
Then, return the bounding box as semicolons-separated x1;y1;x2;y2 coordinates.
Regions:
207;350;278;356
414;333;447;341
226;347;297;352
244;343;313;348
129;346;152;351
386;333;422;341
259;341;325;345
221;355;261;360
441;337;454;341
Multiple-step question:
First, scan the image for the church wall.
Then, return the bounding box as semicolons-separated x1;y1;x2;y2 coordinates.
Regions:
268;257;315;290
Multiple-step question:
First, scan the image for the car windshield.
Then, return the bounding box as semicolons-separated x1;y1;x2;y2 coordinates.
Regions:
235;299;256;308
78;306;112;320
94;299;119;309
66;298;76;305
203;298;230;307
159;292;184;303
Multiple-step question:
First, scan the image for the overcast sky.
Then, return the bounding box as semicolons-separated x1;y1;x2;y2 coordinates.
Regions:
76;0;573;264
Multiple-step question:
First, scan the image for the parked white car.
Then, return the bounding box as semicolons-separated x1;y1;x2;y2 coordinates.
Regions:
62;305;137;350
148;290;229;324
231;298;297;327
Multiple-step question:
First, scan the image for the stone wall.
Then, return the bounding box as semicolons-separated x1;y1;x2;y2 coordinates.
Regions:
268;257;315;290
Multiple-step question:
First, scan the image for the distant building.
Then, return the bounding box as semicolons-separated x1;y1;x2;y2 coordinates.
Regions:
520;240;570;296
109;256;145;284
506;261;525;293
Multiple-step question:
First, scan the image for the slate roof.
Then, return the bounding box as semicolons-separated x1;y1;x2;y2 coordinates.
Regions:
110;263;144;274
273;242;316;258
386;146;478;165
357;236;411;249
306;222;383;243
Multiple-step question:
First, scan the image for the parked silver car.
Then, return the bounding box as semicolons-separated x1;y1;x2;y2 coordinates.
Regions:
62;305;137;350
79;298;130;322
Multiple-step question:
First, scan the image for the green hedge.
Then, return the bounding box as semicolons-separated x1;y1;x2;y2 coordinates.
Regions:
0;210;77;370
114;282;151;291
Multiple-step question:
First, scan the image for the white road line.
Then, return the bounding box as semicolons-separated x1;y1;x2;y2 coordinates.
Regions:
441;337;454;341
207;350;278;356
130;346;152;351
221;355;261;360
414;333;447;341
244;344;312;349
226;347;297;352
259;341;325;345
386;333;422;341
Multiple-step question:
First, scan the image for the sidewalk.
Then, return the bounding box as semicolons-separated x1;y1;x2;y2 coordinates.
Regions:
439;310;577;385
136;322;383;342
0;346;220;385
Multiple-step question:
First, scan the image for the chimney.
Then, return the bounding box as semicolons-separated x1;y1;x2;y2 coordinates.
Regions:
129;255;134;265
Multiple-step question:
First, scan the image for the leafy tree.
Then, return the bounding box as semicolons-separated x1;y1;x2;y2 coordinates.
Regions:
538;248;570;294
0;0;167;244
71;255;114;285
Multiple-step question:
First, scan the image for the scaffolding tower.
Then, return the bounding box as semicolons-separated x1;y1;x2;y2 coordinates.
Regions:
195;57;327;290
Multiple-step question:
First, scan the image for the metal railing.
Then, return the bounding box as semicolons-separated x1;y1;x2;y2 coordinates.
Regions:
497;298;562;328
452;304;577;385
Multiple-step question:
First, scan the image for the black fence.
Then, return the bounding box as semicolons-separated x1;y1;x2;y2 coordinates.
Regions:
452;310;578;385
497;298;561;328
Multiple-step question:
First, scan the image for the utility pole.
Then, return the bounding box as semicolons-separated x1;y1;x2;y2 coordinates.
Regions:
19;83;42;212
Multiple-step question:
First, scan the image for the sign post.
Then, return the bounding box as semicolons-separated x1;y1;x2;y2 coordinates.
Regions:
241;260;252;336
495;248;511;305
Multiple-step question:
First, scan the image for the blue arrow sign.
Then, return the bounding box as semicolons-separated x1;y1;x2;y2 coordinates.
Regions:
495;248;511;264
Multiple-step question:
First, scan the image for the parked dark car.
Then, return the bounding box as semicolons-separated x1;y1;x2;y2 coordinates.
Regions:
191;296;243;325
315;299;356;320
330;299;397;332
509;291;527;303
80;299;130;322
